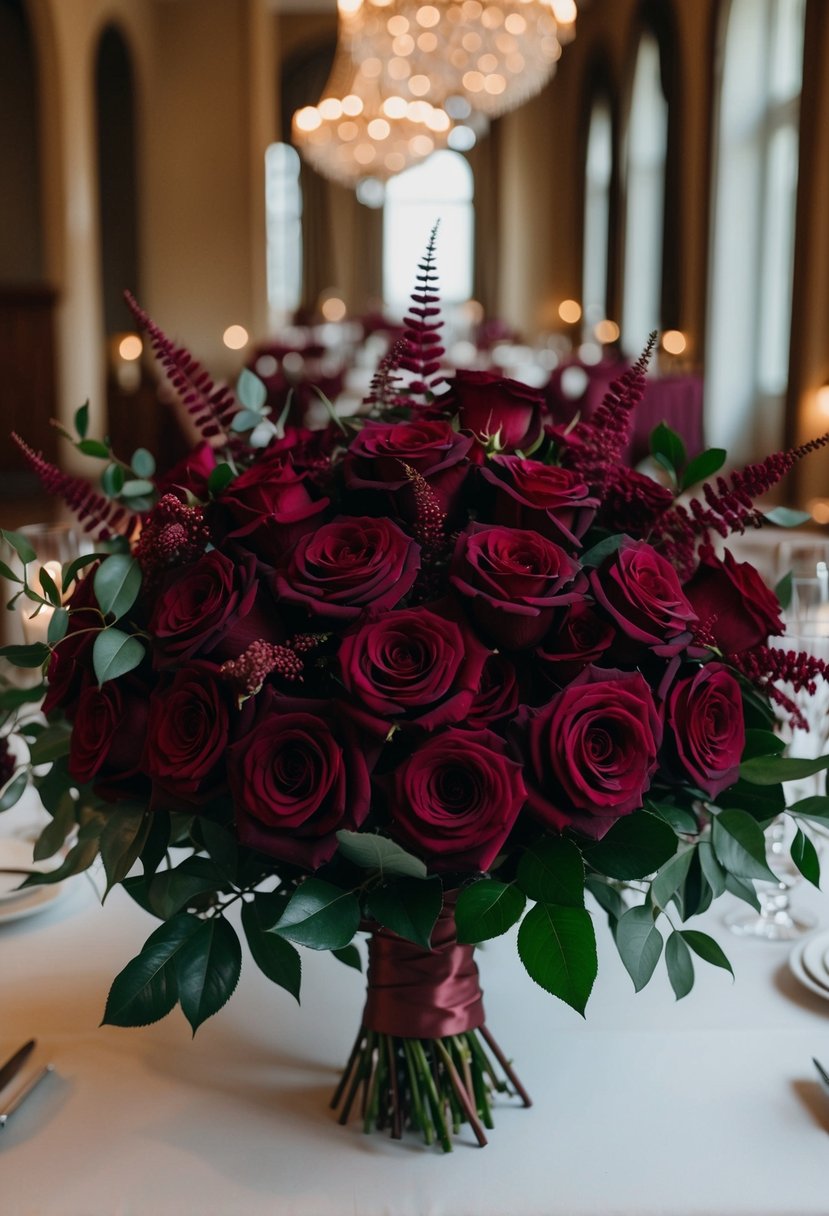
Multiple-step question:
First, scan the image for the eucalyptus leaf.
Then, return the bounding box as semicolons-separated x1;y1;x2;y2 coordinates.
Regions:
74;401;89;439
775;571;793;611
236;367;268;412
101;463;125;497
665;930;695;1000
272;879;360;951
47;607;69;644
764;506;812;528
32;791;76;860
0;642;50;668
38;565;61;606
1;529;37;564
678;929;734;978
28;723;71;765
365;876;443;949
649;848;694;911
62;553;102;593
517;836;584;906
516;903;597;1016
454;879;525;944
94;555;142;621
131;448;156;478
92;628;145;685
0;683;45;709
176;917;243;1034
20;837;100;887
121;478;155;497
230;409;265;433
0;770;28;813
614;904;663;992
77;439;111;459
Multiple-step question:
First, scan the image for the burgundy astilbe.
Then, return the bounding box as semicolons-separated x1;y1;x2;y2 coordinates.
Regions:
363;340;413;412
134;493;209;583
402;462;452;599
397;226;446;400
12;433;136;542
595;465;674;537
125;292;243;452
561;334;656;498
652;432;829;577
220;640;304;698
726;643;828;731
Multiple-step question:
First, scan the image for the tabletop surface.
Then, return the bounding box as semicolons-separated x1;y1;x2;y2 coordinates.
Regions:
2;804;829;1216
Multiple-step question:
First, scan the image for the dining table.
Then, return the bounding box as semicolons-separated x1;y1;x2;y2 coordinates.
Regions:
2;793;829;1216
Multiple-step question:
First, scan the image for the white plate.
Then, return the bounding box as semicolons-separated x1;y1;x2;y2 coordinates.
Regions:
789;935;829;1001
0;881;66;924
801;930;829;990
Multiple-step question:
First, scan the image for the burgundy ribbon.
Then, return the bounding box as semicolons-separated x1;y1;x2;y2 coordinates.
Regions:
363;898;485;1038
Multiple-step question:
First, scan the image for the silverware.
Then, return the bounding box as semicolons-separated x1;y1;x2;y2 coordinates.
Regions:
0;1039;35;1092
0;1063;54;1128
813;1057;829;1096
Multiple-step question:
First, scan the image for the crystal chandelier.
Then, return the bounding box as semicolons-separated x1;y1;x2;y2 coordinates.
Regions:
338;0;577;120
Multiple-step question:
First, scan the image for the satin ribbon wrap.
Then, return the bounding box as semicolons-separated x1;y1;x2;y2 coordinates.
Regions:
363;899;485;1038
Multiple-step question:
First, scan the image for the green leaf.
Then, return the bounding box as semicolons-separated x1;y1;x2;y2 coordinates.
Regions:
697;840;726;899
20;836;100;887
208;463;235;495
724;871;761;912
102;913;202;1027
788;795;829;823
272;879;360;951
665;931;695;1000
645;800;699;835
675;849;712;920
94;555;141;621
723;776;785;820
335;829;427;879
365;876;443;949
742;729;786;759
680;447;726;491
242;897;302;1000
77;439;110;459
140;810;171;879
32;791;76;860
47;607;69;644
74;401;89;439
615;904;663;992
332;944;362;972
2;529;37;564
230;409;265;433
176;917;242;1034
585;810;677;880
148;856;225;919
131;448;156;478
0;557;22;583
0;770;28;813
775;571;793;611
101;463;125;497
585;876;625;922
764;506;812;528
454;879;525;944
28;723;71;765
38;565;61;606
92;628;145;684
740;753;829;785
236;367;268;412
516;903;597;1015
120;478;155;497
0;682;44;710
790;827;821;888
650;422;686;476
517;836;584;906
711;809;777;882
62;552;102;594
99;805;150;898
679;929;734;978
649;848;694;910
198;819;239;885
579;534;625;568
0;641;50;668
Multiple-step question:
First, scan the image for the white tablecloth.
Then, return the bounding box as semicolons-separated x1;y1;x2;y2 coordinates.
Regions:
2;827;829;1216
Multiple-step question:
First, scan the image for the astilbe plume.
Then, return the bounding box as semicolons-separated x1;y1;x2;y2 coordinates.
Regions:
134;493;209;583
363;339;413;412
725;643;828;731
561;334;657;498
11;433;136;541
403;462;452;599
219;633;328;699
651;432;829;578
125;291;244;453
396;225;446;400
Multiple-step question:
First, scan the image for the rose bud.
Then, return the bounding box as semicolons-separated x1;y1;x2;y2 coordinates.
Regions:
434;369;544;452
479;456;598;546
684;547;784;652
589;538;698;656
664;663;745;798
342;419;473;522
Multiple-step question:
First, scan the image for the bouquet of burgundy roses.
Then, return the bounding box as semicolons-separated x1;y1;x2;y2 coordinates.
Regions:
3;235;829;1151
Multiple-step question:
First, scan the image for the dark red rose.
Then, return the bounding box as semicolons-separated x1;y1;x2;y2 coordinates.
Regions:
684;548;783;653
450;524;584;649
337;602;489;732
227;690;371;869
343;419;473;520
536;602;616;685
43;568;100;718
665;663;745;798
387;728;526;873
274;516;420;621
69;677;150;794
466;652;521;726
435;370;544;452
216;450;328;559
517;666;663;839
144;663;231;802
480;456;598;546
156;441;217;500
590;539;697;656
150;550;278;666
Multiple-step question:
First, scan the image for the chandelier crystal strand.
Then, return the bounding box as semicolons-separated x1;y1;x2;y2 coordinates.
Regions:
292;37;452;190
339;0;577;121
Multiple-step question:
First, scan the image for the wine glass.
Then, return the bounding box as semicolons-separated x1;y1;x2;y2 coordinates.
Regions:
777;538;829;629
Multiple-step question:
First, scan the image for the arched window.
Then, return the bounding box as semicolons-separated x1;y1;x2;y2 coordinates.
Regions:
706;0;805;463
265;142;303;323
383;151;474;314
622;31;667;354
582;97;613;330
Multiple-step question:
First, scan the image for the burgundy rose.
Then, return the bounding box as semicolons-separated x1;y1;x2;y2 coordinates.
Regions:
216;450;328;559
274;516;420;620
43;568;100;718
536;602;616;685
150;550;279;666
517;666;663;839
144;663;231;802
387;728;526;873
156;441;217;500
684;548;783;653
480;456;598;546
337;603;489;732
69;677;150;794
590;539;697;656
227;690;371;869
665;663;745;798
450;524;583;649
343;419;473;520
466;652;521;726
435;370;544;452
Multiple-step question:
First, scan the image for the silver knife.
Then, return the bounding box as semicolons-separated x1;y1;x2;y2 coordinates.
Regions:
0;1040;35;1093
0;1064;54;1127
